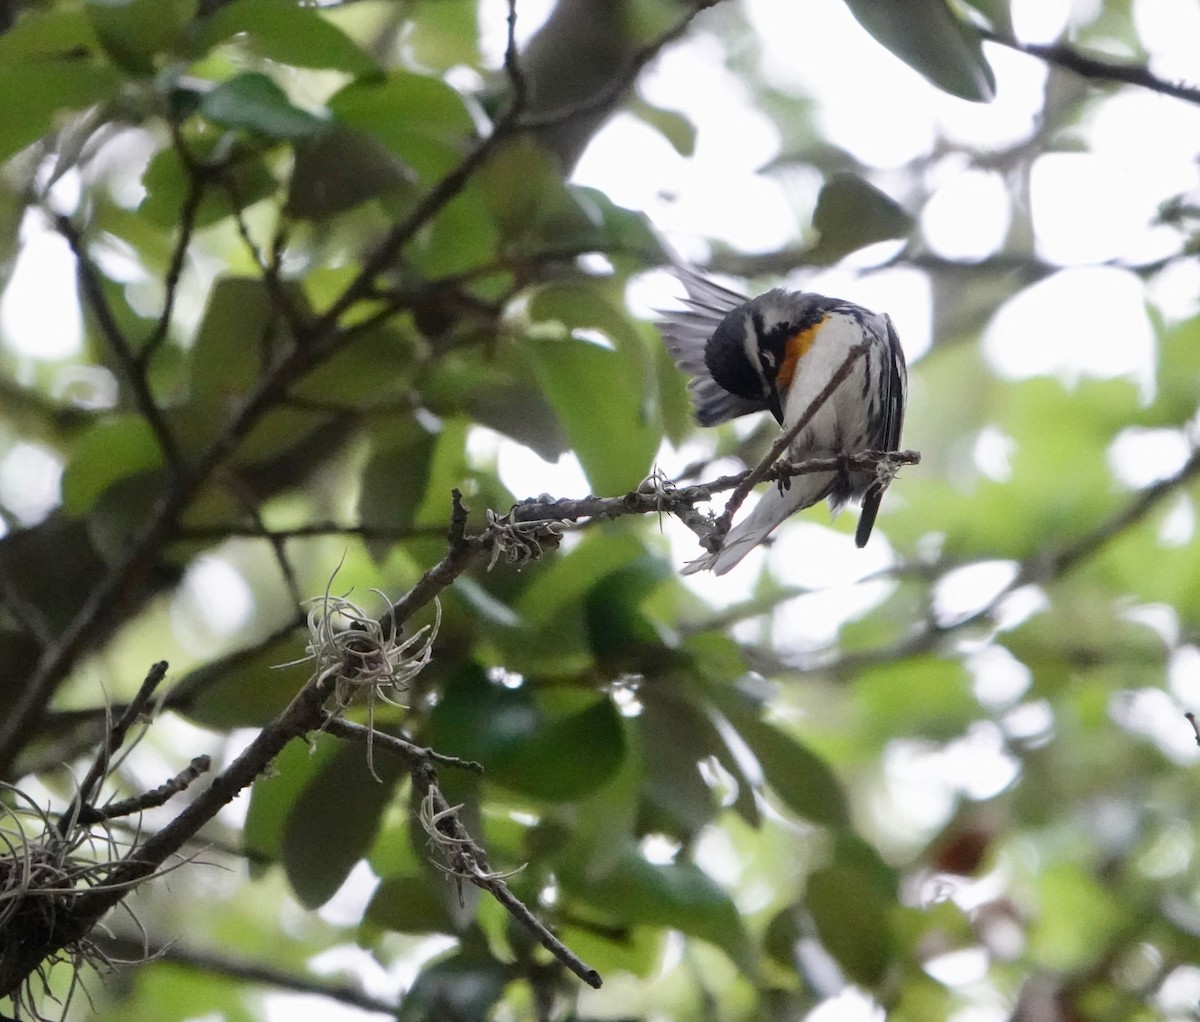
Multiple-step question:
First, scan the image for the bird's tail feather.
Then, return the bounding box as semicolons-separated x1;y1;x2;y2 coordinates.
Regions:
683;472;836;575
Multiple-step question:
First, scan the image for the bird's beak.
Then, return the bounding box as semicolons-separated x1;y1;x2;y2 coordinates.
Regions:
767;386;784;424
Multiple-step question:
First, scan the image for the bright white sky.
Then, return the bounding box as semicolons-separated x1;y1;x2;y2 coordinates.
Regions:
3;1;1200;1017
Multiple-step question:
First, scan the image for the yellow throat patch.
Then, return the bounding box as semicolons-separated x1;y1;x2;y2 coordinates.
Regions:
775;315;828;392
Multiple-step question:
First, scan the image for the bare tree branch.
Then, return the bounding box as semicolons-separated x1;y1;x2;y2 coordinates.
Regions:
57;661;169;837
412;761;602;989
980;28;1200;105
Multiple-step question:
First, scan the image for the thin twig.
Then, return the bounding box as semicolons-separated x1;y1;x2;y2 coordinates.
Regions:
213;470;305;606
0;571;54;648
503;0;527;109
980;28;1200;105
224;173;309;340
320;716;483;773
1029;446;1200;581
55;215;182;470
139;173;205;367
57;661;169;837
516;0;723;130
413;763;602;989
76;756;211;826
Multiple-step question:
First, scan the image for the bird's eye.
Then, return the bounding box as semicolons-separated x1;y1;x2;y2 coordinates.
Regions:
760;350;775;371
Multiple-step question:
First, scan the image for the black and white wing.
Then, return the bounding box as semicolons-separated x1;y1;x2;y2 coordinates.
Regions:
854;313;908;548
657;268;767;426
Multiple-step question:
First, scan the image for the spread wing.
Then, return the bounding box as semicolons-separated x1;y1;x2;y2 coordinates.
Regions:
657;268;768;426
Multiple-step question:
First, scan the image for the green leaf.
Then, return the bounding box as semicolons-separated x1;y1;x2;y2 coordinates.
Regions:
200;73;328;140
245;735;337;866
357;419;438;562
330;73;475;181
419;346;567;462
958;0;1014;34
854;656;977;741
139;144;278;228
365;875;457;935
187;276;276;408
61;416;164;515
411;187;500;277
286;127;413;219
0;8;98;62
734;715;850;828
429;665;626;801
637;691;725;834
631;98;696;157
584;560;670;661
521;283;659;493
181;631;307;729
291;326;424;405
402;0;481;71
484;694;626;802
198;0;381;77
566;845;755;973
527;337;659;494
517;530;647;626
0;61;122;163
809;172;914;263
1027;863;1124;972
86;0;194;74
413;418;471;528
806;863;895;985
842;0;995;101
396;945;511;1022
281;740;405;908
475;138;566;240
1154;312;1200;424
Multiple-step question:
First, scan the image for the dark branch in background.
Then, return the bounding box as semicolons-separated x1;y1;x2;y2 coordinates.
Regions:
0;0;722;780
1;0;762;1001
176;521;447;542
823;445;1200;677
980;28;1200;105
95;935;399;1017
55;215;182;472
515;0;722;131
0;433;918;997
1031;446;1200;580
0;570;53;648
139;170;204;367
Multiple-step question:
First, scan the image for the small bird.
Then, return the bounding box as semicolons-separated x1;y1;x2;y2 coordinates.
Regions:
659;269;907;574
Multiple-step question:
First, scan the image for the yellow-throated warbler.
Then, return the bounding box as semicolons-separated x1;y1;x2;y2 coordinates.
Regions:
659;269;907;574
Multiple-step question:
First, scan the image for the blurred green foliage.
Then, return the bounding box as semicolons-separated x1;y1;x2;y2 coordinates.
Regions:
0;0;1198;1020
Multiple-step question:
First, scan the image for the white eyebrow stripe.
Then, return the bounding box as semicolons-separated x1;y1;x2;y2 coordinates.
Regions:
743;310;769;394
